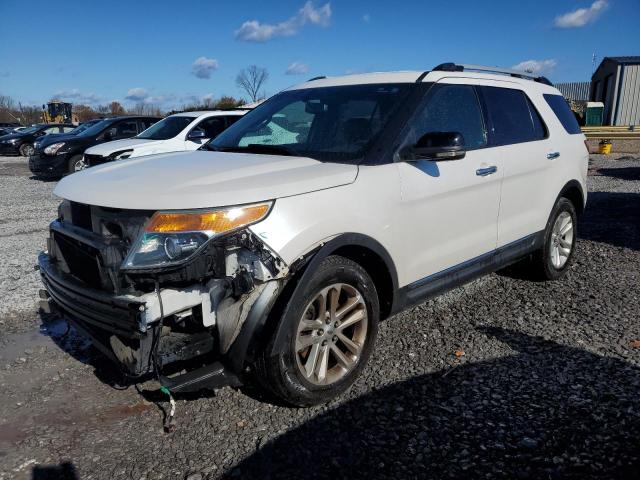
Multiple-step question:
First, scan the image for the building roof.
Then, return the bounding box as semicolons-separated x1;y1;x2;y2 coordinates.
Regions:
604;56;640;64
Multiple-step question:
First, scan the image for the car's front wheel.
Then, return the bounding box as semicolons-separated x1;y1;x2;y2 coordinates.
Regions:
19;143;34;156
68;155;85;174
255;255;379;406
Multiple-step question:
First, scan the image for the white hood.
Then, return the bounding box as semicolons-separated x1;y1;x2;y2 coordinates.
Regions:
55;151;358;210
85;138;158;156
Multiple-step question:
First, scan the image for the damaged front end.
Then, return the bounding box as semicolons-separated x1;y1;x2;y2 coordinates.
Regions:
38;199;288;392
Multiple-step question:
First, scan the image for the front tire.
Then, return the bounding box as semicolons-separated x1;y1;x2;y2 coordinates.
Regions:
255;255;379;407
68;155;85;174
19;143;34;157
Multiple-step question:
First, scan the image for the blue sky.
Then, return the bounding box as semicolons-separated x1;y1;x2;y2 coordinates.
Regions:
0;0;638;110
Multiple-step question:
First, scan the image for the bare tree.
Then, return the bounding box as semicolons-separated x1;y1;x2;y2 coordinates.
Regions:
236;66;269;102
110;101;125;116
73;104;98;122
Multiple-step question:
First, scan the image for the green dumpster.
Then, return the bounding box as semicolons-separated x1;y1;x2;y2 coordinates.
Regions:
585;102;604;126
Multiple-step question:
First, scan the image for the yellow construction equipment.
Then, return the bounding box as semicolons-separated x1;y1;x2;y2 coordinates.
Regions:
42;101;77;124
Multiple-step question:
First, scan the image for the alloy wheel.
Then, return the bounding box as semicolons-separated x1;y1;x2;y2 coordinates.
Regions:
74;158;86;172
549;211;574;269
294;283;368;386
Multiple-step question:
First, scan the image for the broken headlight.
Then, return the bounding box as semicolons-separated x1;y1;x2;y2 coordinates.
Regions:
122;202;272;269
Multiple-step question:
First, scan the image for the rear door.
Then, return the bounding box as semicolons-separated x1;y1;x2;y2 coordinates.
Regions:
395;80;502;283
477;86;551;247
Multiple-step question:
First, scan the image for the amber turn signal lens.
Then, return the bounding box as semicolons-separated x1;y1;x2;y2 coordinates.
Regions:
145;203;271;234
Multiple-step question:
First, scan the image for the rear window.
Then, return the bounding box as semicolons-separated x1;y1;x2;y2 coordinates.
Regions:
481;86;546;146
543;94;581;134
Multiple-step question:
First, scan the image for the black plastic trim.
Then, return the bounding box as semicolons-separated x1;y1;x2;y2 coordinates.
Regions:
393;232;544;313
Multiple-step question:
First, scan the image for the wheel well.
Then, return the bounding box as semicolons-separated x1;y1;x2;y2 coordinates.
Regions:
332;245;394;320
560;182;585;216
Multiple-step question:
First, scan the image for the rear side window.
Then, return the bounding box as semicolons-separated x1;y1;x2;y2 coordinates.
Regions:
481;86;546;146
543;94;581;134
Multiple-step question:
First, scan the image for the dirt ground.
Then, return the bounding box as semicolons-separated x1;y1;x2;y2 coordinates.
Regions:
0;154;639;479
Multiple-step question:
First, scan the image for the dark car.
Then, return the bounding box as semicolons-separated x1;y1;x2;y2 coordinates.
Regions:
48;119;103;137
29;116;159;178
0;124;75;156
0;122;22;136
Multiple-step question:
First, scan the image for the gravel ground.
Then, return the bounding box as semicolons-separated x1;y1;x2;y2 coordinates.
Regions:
0;154;639;479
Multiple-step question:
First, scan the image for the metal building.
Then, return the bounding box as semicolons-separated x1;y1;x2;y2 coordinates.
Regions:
590;56;640;126
555;82;590;101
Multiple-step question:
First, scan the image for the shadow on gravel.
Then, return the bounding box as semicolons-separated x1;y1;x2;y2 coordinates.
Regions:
579;192;640;251
596;167;640;182
231;328;640;480
31;461;79;479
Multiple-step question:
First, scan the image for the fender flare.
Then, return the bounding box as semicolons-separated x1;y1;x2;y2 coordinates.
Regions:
226;233;399;372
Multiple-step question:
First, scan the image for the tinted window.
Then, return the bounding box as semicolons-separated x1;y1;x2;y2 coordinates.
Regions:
225;115;242;127
137;116;194;140
193;117;226;139
543;94;581;134
482;86;545;146
140;118;158;130
528;99;547;140
211;84;412;162
406;84;486;149
105;120;138;140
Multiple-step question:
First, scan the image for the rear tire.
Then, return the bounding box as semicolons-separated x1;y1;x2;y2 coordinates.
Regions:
519;197;577;281
254;255;379;407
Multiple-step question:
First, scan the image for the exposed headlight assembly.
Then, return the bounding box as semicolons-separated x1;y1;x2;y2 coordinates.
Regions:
122;202;272;269
44;142;66;155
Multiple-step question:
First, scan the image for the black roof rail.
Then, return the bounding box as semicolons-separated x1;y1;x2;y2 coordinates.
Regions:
433;62;554;86
415;71;430;82
307;76;326;82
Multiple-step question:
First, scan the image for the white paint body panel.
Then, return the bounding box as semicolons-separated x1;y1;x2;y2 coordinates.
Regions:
54;151;358;210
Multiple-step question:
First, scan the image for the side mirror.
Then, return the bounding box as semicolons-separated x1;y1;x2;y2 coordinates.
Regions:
405;131;466;161
103;130;113;141
188;129;206;140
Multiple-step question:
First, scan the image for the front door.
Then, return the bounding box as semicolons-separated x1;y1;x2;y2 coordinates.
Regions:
395;81;502;285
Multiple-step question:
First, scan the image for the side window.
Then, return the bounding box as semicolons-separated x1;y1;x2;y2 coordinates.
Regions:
140;119;158;131
404;84;487;150
62;126;75;133
193;117;227;139
224;115;242;128
113;121;138;139
543;94;581;134
481;86;545;146
44;126;61;134
527;98;547;140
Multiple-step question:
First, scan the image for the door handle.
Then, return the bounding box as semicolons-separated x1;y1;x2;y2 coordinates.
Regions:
547;151;560;160
476;166;497;176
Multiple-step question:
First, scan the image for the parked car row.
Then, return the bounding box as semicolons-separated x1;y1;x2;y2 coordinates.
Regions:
37;63;589;407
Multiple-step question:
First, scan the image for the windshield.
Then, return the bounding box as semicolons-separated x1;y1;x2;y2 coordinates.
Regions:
209;84;413;162
19;126;41;134
136;116;195;140
72;120;100;134
77;119;112;137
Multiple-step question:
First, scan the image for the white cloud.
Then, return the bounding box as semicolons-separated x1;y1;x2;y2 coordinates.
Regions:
125;87;149;102
362;13;370;22
511;59;558;75
285;62;309;75
554;0;608;28
53;89;102;104
191;57;219;79
235;1;331;42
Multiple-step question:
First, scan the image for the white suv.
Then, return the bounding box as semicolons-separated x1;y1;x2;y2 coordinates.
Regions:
82;110;247;167
38;63;588;406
